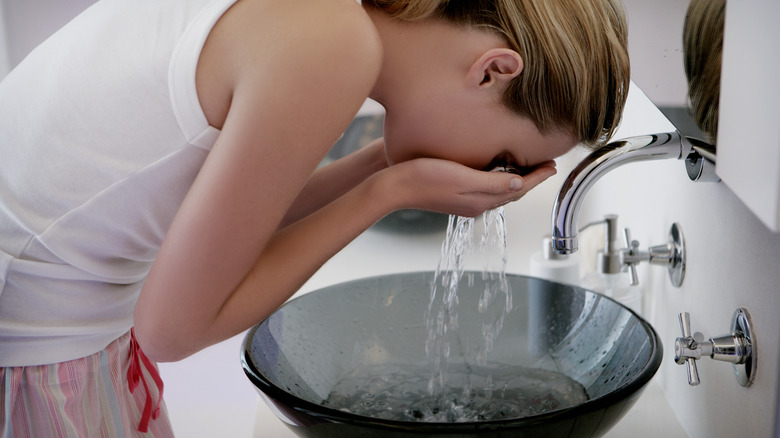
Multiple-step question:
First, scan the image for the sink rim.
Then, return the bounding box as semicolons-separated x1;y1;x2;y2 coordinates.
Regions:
241;271;664;432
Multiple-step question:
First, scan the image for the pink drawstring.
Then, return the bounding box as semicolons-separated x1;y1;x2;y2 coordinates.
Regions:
128;328;164;433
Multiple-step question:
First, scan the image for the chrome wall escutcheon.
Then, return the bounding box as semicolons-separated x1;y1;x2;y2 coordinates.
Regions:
674;308;756;387
684;137;719;182
665;223;686;287
731;308;756;386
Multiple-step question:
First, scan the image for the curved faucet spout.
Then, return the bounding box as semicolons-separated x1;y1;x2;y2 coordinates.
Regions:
551;132;691;254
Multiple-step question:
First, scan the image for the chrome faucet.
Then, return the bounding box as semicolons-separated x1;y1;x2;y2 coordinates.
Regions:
550;131;716;255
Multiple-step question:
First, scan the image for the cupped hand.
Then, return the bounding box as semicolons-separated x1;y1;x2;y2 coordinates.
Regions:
382;158;557;217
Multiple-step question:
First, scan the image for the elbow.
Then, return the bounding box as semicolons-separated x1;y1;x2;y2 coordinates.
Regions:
132;316;198;363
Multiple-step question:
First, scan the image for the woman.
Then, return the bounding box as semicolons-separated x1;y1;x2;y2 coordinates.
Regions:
0;0;629;435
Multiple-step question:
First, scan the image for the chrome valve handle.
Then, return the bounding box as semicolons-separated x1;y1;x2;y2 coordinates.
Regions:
622;228;640;285
620;223;685;287
673;309;757;387
674;312;701;385
584;215;685;287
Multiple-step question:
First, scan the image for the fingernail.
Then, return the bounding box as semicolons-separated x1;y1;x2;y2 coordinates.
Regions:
510;178;524;191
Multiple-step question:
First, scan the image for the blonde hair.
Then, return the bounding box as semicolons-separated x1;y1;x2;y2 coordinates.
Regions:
363;0;630;147
684;0;725;145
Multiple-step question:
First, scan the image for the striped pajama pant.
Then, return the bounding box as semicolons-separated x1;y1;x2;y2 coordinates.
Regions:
1;330;174;437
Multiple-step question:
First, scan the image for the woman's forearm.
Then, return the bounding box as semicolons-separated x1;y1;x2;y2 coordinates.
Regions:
279;139;387;228
138;156;541;362
156;170;396;361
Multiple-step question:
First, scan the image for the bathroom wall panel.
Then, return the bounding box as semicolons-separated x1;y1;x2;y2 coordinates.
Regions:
0;0;97;78
564;95;780;438
717;0;780;232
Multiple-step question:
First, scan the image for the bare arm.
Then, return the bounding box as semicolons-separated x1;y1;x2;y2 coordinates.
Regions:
133;0;554;362
134;0;383;361
278;138;388;229
138;149;552;363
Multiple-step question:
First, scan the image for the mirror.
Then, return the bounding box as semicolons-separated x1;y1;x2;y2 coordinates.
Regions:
624;0;724;147
682;0;725;145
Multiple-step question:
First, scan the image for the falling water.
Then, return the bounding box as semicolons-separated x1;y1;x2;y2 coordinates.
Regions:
424;207;513;395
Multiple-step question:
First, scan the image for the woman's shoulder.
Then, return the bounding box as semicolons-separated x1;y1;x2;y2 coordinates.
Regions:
197;0;381;128
216;0;380;77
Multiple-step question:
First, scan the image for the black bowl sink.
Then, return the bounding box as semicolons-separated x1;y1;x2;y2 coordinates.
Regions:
242;272;662;437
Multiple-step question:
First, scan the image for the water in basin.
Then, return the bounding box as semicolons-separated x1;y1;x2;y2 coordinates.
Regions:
322;362;588;422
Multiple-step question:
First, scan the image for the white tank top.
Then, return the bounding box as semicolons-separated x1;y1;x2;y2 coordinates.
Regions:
0;0;238;366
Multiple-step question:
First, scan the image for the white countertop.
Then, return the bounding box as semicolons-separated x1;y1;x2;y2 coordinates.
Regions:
159;220;687;438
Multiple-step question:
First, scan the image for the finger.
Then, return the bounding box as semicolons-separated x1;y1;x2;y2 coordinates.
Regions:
515;165;557;192
485;164;557;195
475;170;526;194
456;163;559;215
486;165;557;207
532;160;557;171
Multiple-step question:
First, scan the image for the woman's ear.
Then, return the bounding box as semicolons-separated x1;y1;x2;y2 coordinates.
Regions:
468;48;523;88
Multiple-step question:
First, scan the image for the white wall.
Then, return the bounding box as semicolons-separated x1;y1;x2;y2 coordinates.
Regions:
0;0;97;78
503;82;780;438
623;0;689;108
502;0;780;433
568;2;779;435
0;2;9;77
717;0;780;232
505;2;780;435
573;122;780;438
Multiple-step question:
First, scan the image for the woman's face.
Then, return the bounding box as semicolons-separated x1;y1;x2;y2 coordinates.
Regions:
381;88;577;172
366;8;579;172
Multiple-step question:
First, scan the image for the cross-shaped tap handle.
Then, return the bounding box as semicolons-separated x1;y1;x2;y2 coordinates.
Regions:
675;312;701;386
623;228;640;285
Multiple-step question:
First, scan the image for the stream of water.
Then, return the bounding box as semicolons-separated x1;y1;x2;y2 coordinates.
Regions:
424;208;513;395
